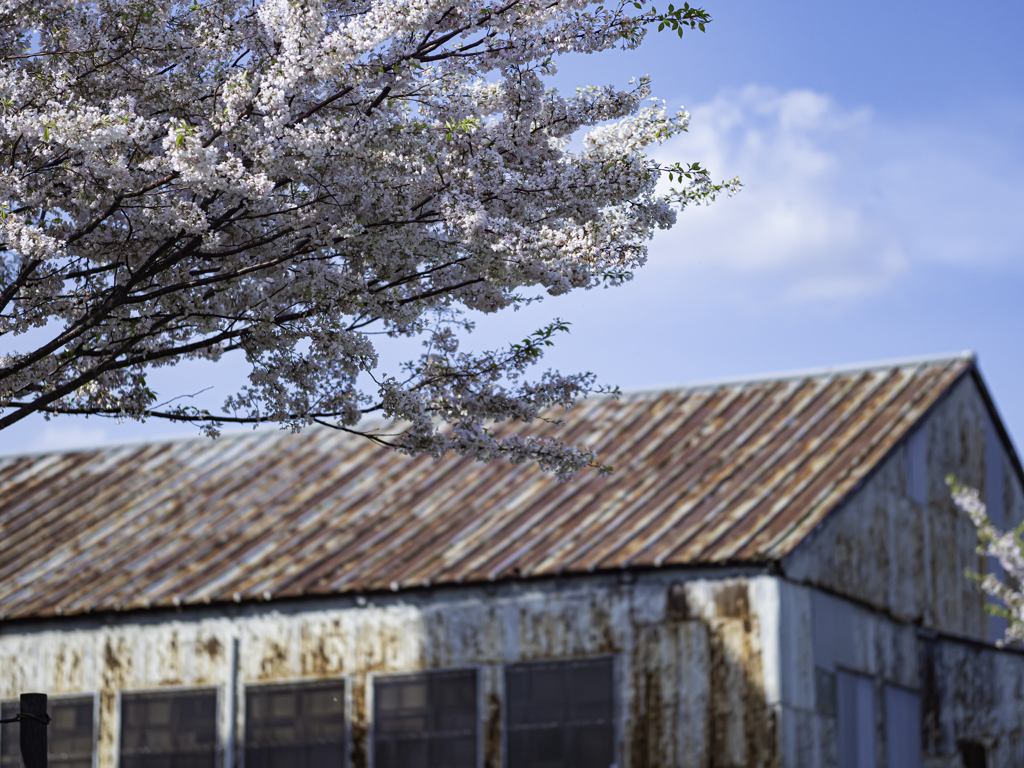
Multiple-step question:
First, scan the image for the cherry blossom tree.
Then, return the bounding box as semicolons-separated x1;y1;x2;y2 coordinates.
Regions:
948;476;1024;645
0;0;736;476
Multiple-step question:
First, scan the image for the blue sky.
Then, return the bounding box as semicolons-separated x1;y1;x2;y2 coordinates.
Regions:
5;0;1024;455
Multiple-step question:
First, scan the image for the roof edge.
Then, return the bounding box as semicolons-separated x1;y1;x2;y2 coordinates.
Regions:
967;363;1024;490
0;417;391;461
0;561;773;628
3;352;975;460
619;351;976;398
0;423;264;461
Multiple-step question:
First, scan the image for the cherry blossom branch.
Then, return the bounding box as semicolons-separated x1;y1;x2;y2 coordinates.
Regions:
0;0;727;477
948;475;1024;646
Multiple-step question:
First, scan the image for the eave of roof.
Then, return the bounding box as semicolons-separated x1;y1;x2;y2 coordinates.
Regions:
0;354;977;620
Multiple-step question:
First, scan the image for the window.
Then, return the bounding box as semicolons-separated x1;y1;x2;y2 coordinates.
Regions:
505;658;614;768
958;740;987;768
1;697;94;768
884;685;921;768
837;671;875;768
120;689;217;768
373;669;477;768
245;681;345;768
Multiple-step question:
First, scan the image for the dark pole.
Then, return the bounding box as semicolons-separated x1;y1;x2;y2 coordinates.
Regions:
19;693;47;768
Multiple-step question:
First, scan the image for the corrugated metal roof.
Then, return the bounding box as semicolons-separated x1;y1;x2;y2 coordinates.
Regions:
0;355;974;620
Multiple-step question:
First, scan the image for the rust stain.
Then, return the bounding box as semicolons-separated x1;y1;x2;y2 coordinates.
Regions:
100;636;131;768
714;583;751;621
301;635;330;677
50;643;85;692
349;676;368;768
484;690;501;768
201;636;222;659
705;583;776;768
102;637;129;689
259;638;289;680
589;600;617;653
629;631;664;768
667;582;690;621
159;631;181;685
70;648;82;686
98;689;117;768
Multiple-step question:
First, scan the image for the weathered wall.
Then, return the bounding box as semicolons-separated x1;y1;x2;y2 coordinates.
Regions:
0;570;780;768
769;581;917;768
774;581;1024;768
783;373;1024;642
918;634;1024;768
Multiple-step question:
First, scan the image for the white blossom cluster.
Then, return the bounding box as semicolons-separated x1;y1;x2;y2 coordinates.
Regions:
948;476;1024;645
0;0;734;477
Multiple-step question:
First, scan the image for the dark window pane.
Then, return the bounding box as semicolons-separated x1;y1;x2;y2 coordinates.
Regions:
245;680;345;768
0;702;18;768
120;689;217;768
506;658;614;768
1;697;94;768
959;741;987;768
373;670;476;768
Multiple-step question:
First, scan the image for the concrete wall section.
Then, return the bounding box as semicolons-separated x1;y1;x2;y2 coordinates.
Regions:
0;571;781;768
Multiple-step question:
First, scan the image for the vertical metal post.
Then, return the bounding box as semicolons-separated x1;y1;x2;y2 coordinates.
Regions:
19;693;47;768
227;636;240;768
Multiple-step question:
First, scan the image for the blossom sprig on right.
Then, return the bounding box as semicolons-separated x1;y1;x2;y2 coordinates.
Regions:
947;475;1024;646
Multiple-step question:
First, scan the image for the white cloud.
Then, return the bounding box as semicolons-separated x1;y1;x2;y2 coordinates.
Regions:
649;86;1024;306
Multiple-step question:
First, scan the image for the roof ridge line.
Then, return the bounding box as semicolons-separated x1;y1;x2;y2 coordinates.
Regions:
0;425;268;461
615;351;975;398
0;416;399;460
0;352;974;459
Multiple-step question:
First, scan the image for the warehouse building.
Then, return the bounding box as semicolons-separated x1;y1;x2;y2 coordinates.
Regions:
1;353;1022;768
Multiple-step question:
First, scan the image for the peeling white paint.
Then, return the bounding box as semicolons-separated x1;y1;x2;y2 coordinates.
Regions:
0;571;778;768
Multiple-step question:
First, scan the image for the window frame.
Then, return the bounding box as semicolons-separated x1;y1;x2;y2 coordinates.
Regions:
0;692;100;768
501;655;619;768
115;685;222;768
367;666;482;768
240;677;349;768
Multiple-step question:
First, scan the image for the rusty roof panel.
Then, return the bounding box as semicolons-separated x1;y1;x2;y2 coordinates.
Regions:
0;356;974;620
